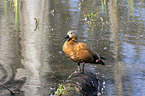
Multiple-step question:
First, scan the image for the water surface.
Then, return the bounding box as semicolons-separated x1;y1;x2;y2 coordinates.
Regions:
0;0;145;96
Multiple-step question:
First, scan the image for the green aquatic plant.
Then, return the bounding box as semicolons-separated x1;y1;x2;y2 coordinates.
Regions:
83;12;104;31
100;17;104;31
4;0;19;28
101;0;108;16
129;0;134;16
34;18;39;31
14;0;18;6
3;0;22;28
14;0;18;28
83;12;97;25
4;0;7;17
54;84;65;95
54;83;81;96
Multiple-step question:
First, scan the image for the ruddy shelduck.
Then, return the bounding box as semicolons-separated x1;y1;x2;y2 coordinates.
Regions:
63;31;105;72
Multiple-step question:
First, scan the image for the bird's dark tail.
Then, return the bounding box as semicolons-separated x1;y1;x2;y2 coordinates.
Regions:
100;60;105;65
95;59;105;65
94;52;106;65
100;56;106;60
100;56;106;65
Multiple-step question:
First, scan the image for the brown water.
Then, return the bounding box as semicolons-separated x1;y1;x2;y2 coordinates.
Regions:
0;0;145;96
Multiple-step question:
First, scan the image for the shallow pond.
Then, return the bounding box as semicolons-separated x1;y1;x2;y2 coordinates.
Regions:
0;0;145;96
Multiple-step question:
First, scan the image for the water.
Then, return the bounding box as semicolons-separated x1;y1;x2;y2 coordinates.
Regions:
0;0;145;96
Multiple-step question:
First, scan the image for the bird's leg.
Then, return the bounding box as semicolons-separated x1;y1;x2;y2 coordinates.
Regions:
78;63;81;73
81;62;85;73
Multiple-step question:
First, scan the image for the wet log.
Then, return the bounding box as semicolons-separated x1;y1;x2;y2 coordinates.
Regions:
54;72;101;96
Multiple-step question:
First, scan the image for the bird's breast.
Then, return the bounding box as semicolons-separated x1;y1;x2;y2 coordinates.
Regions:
63;41;94;63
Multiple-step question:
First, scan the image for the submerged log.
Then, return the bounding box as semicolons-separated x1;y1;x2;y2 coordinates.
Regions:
54;72;102;96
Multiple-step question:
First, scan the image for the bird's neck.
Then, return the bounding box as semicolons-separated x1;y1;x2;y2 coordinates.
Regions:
67;38;77;42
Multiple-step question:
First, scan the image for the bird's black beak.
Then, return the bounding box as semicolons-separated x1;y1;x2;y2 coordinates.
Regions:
64;35;69;39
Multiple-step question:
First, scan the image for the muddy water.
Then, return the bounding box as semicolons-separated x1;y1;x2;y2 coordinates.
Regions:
0;0;145;96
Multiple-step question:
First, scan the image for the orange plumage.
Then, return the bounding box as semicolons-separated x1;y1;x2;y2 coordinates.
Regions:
63;31;105;72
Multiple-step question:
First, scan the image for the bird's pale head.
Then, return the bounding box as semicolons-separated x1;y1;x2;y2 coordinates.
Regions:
64;31;77;41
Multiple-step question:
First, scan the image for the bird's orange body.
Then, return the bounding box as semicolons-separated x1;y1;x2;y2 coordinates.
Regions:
63;40;96;63
63;31;105;72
